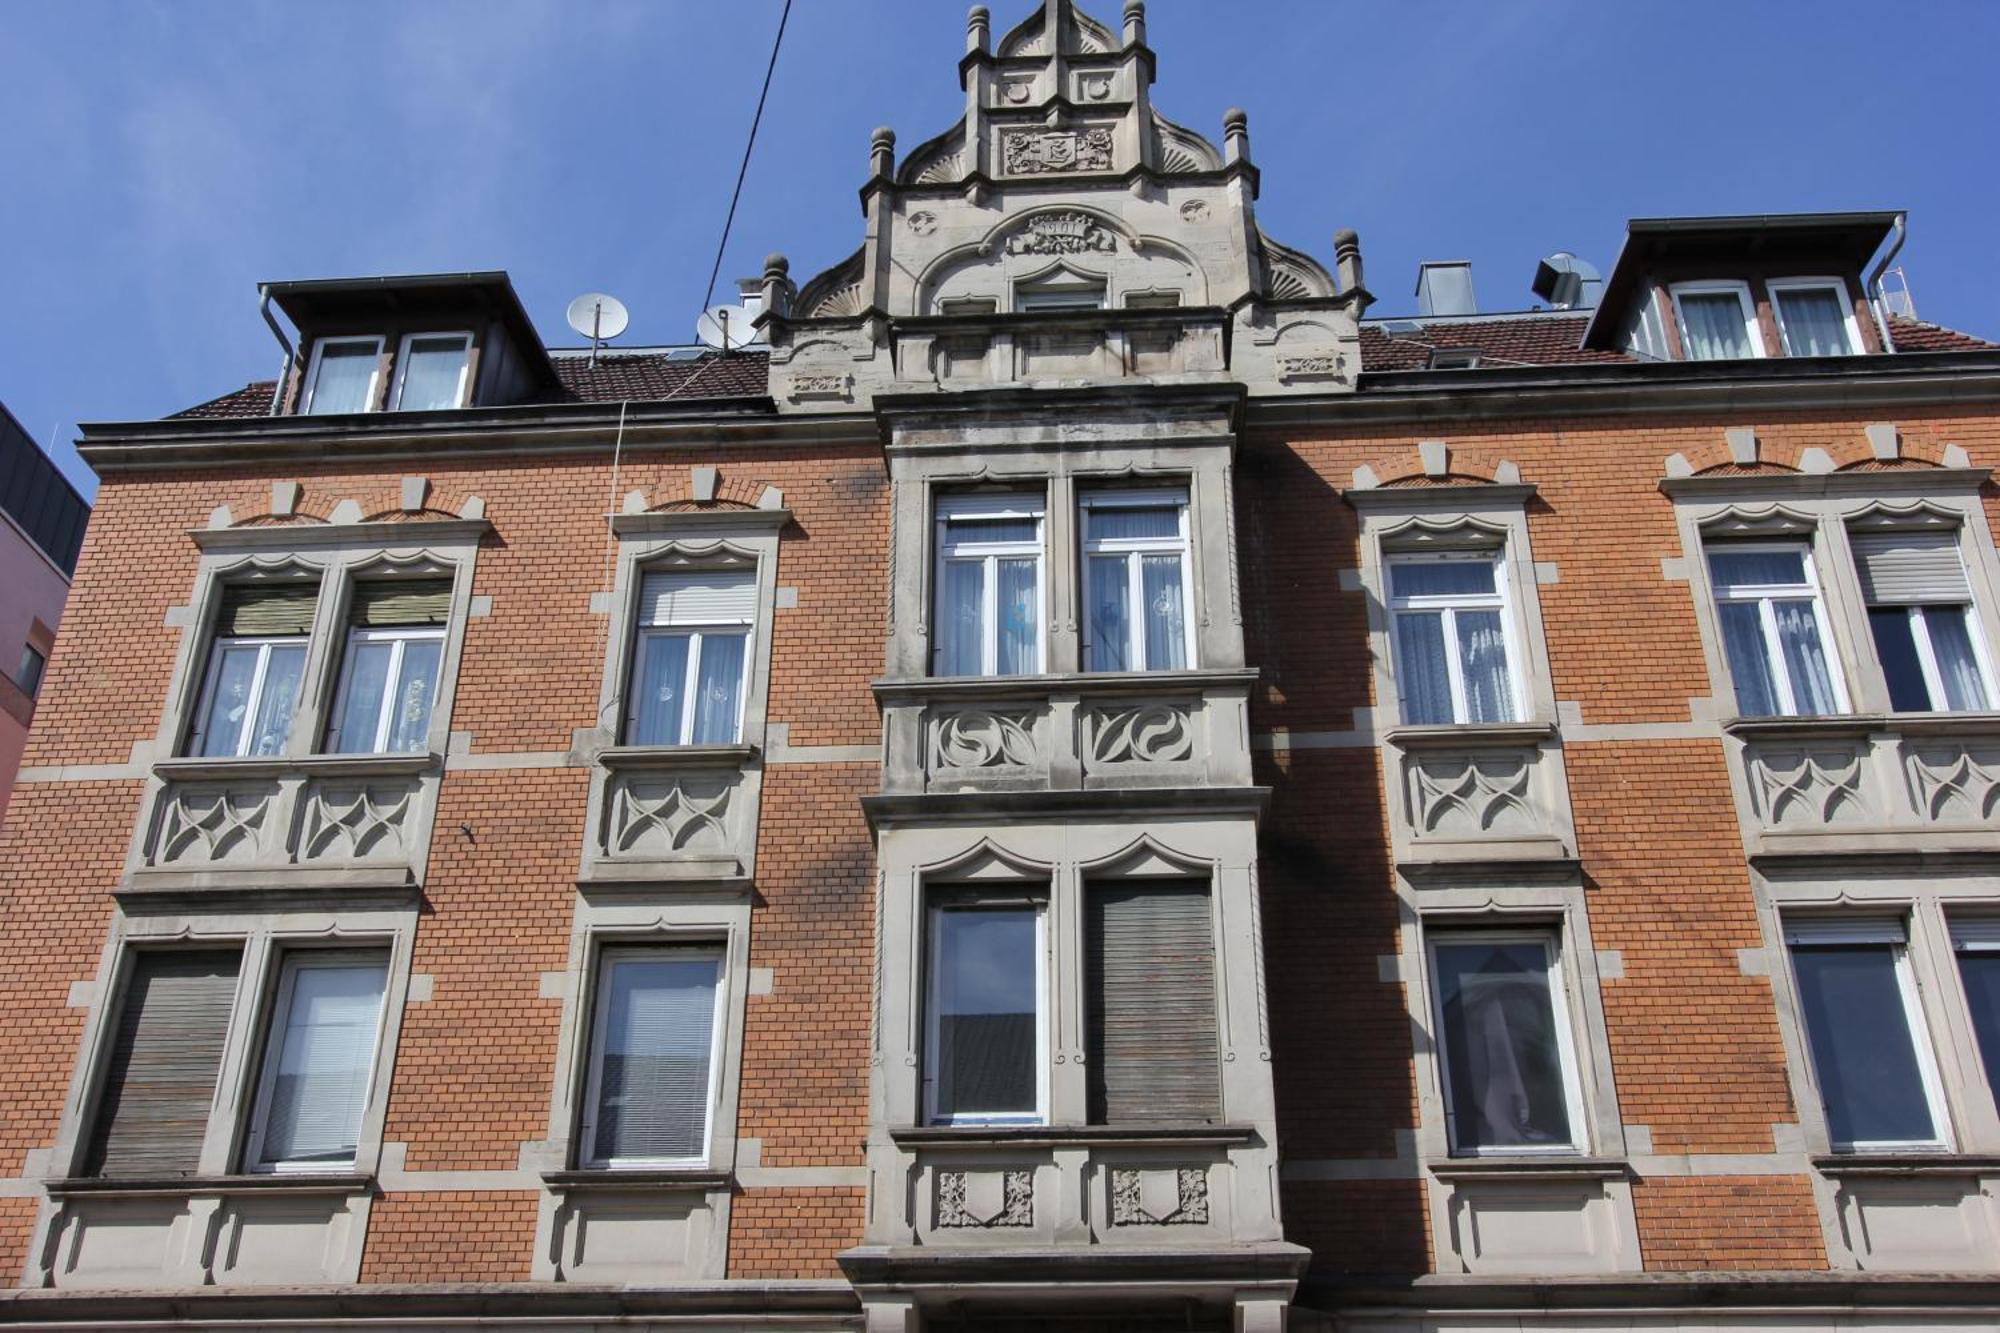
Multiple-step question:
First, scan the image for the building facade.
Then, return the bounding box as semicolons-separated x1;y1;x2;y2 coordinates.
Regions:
4;1;2000;1327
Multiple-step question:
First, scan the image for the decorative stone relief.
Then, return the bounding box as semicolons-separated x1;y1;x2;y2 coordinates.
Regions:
1005;211;1117;256
932;708;1039;770
912;150;964;185
1079;74;1113;102
299;781;414;861
1904;740;2000;823
906;210;938;236
937;1169;1033;1229
1750;745;1872;827
155;785;276;865
1408;753;1536;837
1002;127;1113;176
1090;703;1196;765
787;374;852;402
607;776;733;857
1277;353;1343;382
1109;1167;1210;1227
1179;199;1210;223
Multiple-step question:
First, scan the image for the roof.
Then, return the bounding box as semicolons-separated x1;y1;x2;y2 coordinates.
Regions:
263;271;560;388
1359;313;1632;371
1885;313;1999;353
0;402;90;577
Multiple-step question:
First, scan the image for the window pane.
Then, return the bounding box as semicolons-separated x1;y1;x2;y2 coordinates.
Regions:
1708;548;1809;592
330;640;394;753
690;632;747;743
1957;947;2000;1102
630;633;691;745
995;557;1039;675
249;643;307;757
1457;609;1515;723
947;516;1039;545
15;644;45;696
1718;601;1781;717
1926;607;1990;711
195;643;263;756
1776;288;1852;357
1395;611;1453;725
1793;944;1936;1146
1774;600;1839;714
1392;559;1497;600
384;638;442;752
396;336;469;411
1089;505;1179;542
306;343;378;414
593;955;719;1162
1085;555;1130;672
1679;292;1753;360
1141;554;1188;671
937;560;984;676
933;909;1038;1120
257;961;387;1166
1870;608;1934;712
1433;940;1574;1150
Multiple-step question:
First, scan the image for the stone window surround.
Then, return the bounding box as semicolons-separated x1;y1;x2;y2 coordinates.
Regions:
528;893;752;1282
127;519;487;890
576;507;787;885
29;901;419;1287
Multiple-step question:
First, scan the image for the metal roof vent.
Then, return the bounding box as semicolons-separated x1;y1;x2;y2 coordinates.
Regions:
1531;252;1603;310
1415;261;1476;318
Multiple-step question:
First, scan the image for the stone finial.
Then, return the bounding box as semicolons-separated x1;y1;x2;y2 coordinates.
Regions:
761;253;791;319
1222;108;1250;165
1334;228;1363;295
1122;0;1145;46
968;5;990;53
870;127;897;179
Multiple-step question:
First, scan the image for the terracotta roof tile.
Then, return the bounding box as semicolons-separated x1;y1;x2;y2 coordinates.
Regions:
1886;313;1999;352
1359;313;1631;371
169;381;279;419
547;350;769;401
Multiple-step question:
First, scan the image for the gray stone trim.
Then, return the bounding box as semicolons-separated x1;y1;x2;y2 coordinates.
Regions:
188;517;491;553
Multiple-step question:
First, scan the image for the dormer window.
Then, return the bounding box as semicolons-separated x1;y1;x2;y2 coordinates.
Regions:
1770;278;1861;357
391;333;474;411
301;337;384;415
1669;282;1762;361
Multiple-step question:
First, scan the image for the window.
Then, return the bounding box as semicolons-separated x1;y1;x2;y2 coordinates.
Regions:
1953;921;2000;1104
243;952;389;1172
1770;279;1859;357
390;333;474;411
1852;530;1993;712
934;494;1045;677
1014;278;1106;312
580;948;724;1167
1086;881;1218;1123
83;950;243;1177
189;583;318;757
1707;542;1845;717
1618;288;1671;361
1785;918;1949;1152
1081;491;1192;673
14;642;45;698
326;580;450;754
925;897;1046;1125
1669;282;1761;361
1427;348;1482;370
1428;931;1586;1155
627;569;754;746
301;337;384;415
1388;552;1518;725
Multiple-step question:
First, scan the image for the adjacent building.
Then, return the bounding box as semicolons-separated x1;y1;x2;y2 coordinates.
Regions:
4;2;2000;1327
0;404;88;822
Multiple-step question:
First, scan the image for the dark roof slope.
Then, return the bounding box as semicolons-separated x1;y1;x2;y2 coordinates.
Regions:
170;382;279;420
1887;313;1998;353
1359;313;1633;371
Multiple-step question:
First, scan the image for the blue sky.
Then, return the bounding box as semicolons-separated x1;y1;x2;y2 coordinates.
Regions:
5;0;1997;501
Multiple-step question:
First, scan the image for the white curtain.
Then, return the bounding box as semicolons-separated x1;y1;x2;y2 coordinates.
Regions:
396;338;467;411
1141;554;1188;670
631;633;691;744
259;961;387;1165
1718;602;1781;716
1777;289;1850;356
386;640;441;751
1435;942;1572;1150
593;955;719;1162
996;558;1038;674
1086;555;1129;671
1679;293;1753;360
691;632;747;743
1774;600;1839;714
330;641;394;753
307;345;377;414
1457;610;1514;722
1396;613;1453;725
937;561;983;676
1929;609;1990;710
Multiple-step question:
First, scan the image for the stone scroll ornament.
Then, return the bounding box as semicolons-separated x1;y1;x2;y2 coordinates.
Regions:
1005;211;1117;257
1003;127;1114;175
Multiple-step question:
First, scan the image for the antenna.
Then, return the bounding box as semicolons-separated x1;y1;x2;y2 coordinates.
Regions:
695;303;762;354
566;293;630;367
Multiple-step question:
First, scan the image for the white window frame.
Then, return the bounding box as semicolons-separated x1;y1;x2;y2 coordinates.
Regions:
933;494;1048;677
578;944;728;1170
1079;488;1196;673
1706;538;1850;716
1426;927;1589;1157
241;949;392;1175
1951;918;2000;1106
1386;548;1521;725
324;623;448;754
625;569;756;747
1014;280;1107;312
1668;280;1764;361
923;900;1049;1128
1783;917;1952;1154
388;331;474;411
1767;277;1863;358
190;634;308;757
300;336;385;415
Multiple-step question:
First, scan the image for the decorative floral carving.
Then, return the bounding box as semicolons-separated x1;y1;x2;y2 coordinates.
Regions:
300;783;412;861
1179;199;1210;223
156;786;273;864
1409;753;1536;837
907;210;939;236
1110;1167;1210;1226
1090;704;1196;765
806;280;865;319
1751;746;1871;827
1277;353;1342;381
932;709;1038;770
1905;742;2000;823
913;150;963;185
1005;211;1116;257
787;373;851;401
1002;128;1114;175
608;778;731;856
937;1169;1033;1228
1080;74;1112;101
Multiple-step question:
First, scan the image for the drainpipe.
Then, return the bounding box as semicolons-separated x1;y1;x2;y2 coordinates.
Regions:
1866;211;1906;354
258;285;295;413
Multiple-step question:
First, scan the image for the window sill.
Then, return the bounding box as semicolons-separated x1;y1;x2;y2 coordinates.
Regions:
1384;720;1557;750
1812;1153;2000;1177
46;1172;372;1198
891;1123;1256;1150
1427;1156;1630;1182
1726;711;2000;741
874;667;1259;703
541;1169;732;1191
152;752;437;782
596;744;757;771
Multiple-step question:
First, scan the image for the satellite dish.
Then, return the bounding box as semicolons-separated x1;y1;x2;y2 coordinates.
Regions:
566;293;629;366
696;304;761;352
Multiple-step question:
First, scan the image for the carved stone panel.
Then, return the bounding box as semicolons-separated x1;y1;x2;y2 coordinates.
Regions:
1747;741;1875;828
1109;1167;1209;1227
930;707;1042;774
1903;738;2000;824
1088;702;1197;767
1001;127;1114;176
1004;211;1117;256
936;1169;1034;1229
1405;751;1541;839
297;778;418;863
602;770;737;860
152;782;281;866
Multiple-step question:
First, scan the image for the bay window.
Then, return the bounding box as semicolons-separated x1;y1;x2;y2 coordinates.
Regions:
1770;278;1860;357
1707;542;1845;717
1081;490;1192;673
934;494;1045;677
390;332;474;411
1851;530;1992;712
189;582;317;757
580;948;725;1168
326;580;450;754
925;896;1046;1125
1428;930;1586;1155
301;337;384;415
1670;282;1761;361
627;569;754;746
1389;552;1518;725
244;952;390;1172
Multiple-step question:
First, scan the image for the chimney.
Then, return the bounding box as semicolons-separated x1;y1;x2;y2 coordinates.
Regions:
1415;261;1476;318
